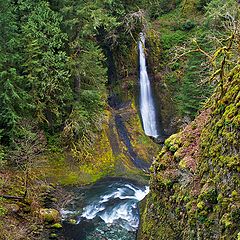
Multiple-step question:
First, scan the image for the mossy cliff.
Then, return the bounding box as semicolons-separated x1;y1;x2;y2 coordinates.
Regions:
138;61;240;239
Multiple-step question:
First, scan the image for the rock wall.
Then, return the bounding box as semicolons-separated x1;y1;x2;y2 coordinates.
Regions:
139;68;240;239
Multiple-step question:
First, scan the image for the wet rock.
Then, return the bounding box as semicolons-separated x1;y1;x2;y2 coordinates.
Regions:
153;136;165;144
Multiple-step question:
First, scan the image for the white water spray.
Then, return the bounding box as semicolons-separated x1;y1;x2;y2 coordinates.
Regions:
139;33;159;138
61;183;149;232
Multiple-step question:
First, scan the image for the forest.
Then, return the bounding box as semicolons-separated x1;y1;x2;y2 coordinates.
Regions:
0;0;239;239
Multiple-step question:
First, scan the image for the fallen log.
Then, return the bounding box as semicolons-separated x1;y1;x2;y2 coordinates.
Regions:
0;194;24;200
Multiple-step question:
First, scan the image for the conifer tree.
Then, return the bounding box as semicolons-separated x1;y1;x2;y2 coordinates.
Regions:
22;1;72;127
0;0;26;143
61;0;117;149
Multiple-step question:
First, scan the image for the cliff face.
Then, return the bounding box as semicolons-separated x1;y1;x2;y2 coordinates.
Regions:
139;61;240;239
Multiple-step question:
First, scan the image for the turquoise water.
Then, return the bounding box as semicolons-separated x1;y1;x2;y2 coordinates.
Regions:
61;178;149;240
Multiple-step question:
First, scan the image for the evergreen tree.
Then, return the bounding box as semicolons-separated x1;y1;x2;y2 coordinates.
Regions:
61;0;117;149
0;0;27;143
22;1;72;128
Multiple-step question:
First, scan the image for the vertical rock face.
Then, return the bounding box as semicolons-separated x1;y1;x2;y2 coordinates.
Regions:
139;72;240;239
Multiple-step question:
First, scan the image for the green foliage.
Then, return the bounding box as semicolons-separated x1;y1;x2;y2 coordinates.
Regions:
0;0;28;142
143;0;181;19
205;0;238;28
46;133;62;153
58;0;113;153
0;203;7;217
62;91;105;159
22;1;72;126
175;50;212;117
1;0;147;163
181;20;196;31
0;142;6;167
161;30;187;50
153;0;228;119
70;42;107;93
195;0;211;12
0;70;22;139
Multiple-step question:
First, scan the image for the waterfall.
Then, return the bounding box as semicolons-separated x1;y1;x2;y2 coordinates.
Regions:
139;33;159;138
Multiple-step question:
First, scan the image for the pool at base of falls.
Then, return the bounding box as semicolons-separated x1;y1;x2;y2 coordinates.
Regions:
60;178;149;240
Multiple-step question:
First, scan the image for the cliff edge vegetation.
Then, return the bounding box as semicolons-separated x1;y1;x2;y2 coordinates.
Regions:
139;1;240;239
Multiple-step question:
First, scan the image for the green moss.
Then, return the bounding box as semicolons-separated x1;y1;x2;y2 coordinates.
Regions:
0;205;7;217
219;155;239;169
231;190;237;197
221;214;233;228
140;75;239;239
0;196;8;218
50;233;58;239
60;172;79;186
217;193;223;202
36;121;117;185
173;149;182;161
51;223;62;229
199;188;218;204
179;158;187;169
39;208;60;223
165;133;181;152
186;201;193;211
197;201;205;210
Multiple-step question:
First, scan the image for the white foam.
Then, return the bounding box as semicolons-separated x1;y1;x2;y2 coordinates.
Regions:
99;202;137;226
60;209;77;219
135;186;150;201
125;184;150;201
81;204;105;219
99;192;117;203
62;182;150;232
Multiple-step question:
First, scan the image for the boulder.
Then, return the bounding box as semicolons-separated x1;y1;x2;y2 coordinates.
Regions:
39;208;60;223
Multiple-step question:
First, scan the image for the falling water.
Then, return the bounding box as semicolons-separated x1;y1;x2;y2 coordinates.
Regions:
139;33;159;138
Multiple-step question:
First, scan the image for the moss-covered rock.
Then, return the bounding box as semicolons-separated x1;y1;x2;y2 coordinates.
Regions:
165;133;181;152
39;208;60;223
139;62;240;239
51;223;62;229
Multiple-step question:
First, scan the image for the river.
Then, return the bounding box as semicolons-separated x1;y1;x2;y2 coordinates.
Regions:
60;178;149;240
